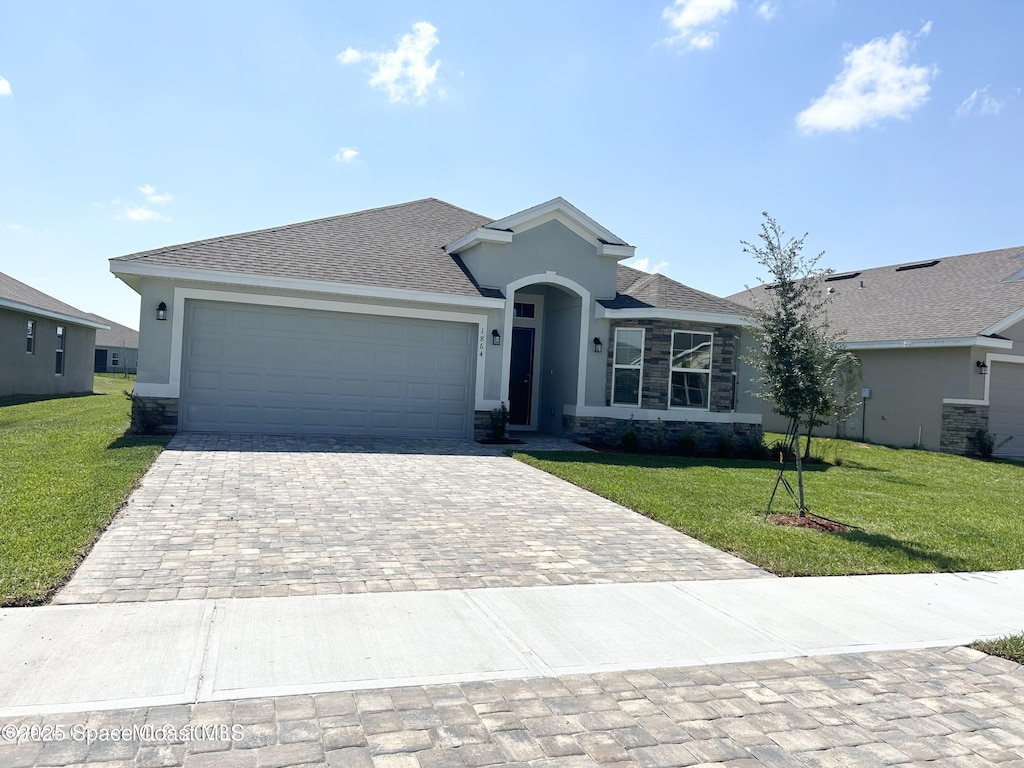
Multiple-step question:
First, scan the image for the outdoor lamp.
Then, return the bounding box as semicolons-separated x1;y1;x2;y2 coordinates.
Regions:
593;337;603;353
156;302;168;321
491;329;501;345
977;360;989;375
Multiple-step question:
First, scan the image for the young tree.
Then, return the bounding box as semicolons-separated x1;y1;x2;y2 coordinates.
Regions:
741;213;847;514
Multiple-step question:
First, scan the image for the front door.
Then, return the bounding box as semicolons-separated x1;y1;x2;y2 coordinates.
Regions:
94;348;107;373
509;327;535;426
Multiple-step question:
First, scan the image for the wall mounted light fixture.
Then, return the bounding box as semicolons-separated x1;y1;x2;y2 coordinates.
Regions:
977;360;989;375
491;329;501;345
593;337;603;353
156;302;168;321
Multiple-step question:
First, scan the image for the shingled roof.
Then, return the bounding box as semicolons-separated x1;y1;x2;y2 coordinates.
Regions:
727;246;1024;343
0;272;107;328
607;265;750;316
85;313;139;348
111;198;498;298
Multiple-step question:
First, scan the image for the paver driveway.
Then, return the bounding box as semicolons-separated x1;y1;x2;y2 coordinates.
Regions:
55;433;768;604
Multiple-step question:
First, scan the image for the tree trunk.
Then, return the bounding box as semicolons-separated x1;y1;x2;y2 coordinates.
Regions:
793;433;807;516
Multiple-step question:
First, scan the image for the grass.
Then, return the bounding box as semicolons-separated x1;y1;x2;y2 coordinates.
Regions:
971;634;1024;664
514;436;1024;577
0;376;169;606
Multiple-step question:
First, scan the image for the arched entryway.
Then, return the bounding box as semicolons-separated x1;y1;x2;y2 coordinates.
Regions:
501;274;589;434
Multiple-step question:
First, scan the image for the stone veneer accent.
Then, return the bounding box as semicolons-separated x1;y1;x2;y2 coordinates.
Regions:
562;415;760;454
605;320;738;412
132;396;179;433
940;402;989;455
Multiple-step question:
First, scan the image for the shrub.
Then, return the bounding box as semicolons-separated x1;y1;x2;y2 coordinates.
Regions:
968;429;1012;459
744;436;771;460
618;417;640;452
489;402;510;442
675;427;699;457
126;391;166;435
715;427;736;458
642;418;669;452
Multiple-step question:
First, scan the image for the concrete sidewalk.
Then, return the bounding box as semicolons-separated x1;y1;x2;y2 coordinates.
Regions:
3;570;1023;717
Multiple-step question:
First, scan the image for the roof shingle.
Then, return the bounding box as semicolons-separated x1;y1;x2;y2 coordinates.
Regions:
0;272;104;327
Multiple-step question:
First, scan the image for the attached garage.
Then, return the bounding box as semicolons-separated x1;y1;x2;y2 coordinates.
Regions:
179;300;475;437
989;361;1024;459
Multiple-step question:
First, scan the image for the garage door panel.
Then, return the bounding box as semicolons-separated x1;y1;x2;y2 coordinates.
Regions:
990;362;1024;458
180;300;473;436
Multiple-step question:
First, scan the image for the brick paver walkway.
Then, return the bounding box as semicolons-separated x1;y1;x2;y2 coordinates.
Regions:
55;434;767;604
3;647;1022;767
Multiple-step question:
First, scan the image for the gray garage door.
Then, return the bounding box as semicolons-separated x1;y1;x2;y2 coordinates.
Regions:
179;300;475;437
989;361;1024;459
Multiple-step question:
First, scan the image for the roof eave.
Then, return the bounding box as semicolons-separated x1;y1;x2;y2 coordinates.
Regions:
0;298;109;330
597;305;753;326
109;260;506;309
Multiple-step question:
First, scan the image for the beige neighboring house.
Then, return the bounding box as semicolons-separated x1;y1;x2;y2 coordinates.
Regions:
729;246;1024;458
0;272;108;398
86;314;139;374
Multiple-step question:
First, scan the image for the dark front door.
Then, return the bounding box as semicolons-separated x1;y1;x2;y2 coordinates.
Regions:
94;348;107;373
509;327;535;426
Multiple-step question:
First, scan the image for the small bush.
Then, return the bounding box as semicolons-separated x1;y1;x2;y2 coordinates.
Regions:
971;634;1024;664
126;391;166;435
642;418;668;452
489;402;510;442
744;436;771;460
968;429;1012;459
618;417;640;452
715;427;736;458
675;428;699;457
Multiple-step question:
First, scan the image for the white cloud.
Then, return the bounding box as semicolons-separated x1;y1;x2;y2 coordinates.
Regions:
118;206;168;222
662;0;736;50
757;2;777;21
796;28;938;134
917;20;932;37
137;184;173;204
334;146;359;163
626;257;670;274
0;76;10;96
956;86;1004;118
338;21;442;104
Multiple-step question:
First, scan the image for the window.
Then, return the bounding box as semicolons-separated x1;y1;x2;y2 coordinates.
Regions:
513;302;535;318
111;352;120;367
670;331;713;409
26;320;35;354
612;328;644;406
55;326;65;376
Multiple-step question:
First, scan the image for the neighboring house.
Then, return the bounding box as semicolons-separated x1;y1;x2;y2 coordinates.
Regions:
110;197;762;444
0;272;108;398
728;247;1024;458
86;314;139;374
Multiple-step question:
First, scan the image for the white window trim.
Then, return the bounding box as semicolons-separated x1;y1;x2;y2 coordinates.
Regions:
26;320;35;355
55;325;65;376
668;330;713;411
612;327;644;407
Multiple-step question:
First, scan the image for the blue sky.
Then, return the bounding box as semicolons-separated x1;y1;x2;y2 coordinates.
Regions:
1;1;1021;330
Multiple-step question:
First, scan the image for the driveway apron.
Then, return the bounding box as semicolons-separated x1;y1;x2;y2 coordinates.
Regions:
54;433;768;604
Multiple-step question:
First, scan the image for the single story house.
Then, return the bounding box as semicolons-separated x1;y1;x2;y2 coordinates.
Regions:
728;246;1024;458
87;314;140;374
0;272;108;398
110;197;762;444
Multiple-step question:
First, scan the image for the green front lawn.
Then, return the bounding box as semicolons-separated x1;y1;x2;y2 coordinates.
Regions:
515;439;1024;576
0;376;168;605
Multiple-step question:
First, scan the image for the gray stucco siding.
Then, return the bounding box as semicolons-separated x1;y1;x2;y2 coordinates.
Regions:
1;308;95;397
459;220;619;302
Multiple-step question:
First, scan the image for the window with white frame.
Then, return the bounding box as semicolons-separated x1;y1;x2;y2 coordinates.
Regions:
612;328;644;406
26;320;35;354
669;331;713;409
111;352;119;367
55;326;65;375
